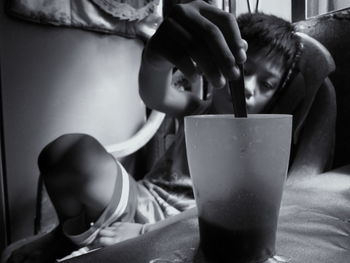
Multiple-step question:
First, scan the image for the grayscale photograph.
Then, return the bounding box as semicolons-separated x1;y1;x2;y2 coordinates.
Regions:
0;0;349;262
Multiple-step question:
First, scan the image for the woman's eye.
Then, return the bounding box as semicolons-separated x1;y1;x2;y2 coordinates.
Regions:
262;82;274;90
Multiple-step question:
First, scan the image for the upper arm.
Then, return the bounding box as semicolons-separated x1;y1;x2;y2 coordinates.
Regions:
288;78;336;179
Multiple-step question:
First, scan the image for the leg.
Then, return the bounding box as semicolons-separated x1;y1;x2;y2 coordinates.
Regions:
7;134;119;263
40;133;118;222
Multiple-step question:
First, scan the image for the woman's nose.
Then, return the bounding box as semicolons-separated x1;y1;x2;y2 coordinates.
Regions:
244;76;256;98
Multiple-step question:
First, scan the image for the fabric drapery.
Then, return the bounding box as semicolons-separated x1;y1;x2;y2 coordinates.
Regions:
90;0;159;21
6;0;160;38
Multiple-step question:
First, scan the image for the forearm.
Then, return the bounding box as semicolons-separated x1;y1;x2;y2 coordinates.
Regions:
288;79;336;180
139;54;202;117
138;0;246;116
288;133;335;178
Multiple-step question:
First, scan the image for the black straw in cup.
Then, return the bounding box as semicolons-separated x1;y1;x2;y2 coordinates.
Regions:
228;63;247;118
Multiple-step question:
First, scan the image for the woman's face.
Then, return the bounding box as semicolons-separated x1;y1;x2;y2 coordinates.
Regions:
212;49;285;114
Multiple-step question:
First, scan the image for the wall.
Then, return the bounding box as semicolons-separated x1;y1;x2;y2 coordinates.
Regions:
335;0;350;9
0;4;146;243
307;0;350;17
236;0;292;21
212;0;292;20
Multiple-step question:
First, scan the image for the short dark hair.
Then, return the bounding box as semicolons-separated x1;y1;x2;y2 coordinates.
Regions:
237;13;300;75
237;13;302;112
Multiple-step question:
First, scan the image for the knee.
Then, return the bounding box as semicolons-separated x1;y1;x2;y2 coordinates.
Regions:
38;133;110;180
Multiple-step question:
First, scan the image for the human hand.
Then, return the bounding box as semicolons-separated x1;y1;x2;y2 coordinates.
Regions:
95;222;144;246
143;0;247;89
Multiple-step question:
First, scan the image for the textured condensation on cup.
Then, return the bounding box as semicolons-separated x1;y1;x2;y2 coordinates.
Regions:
184;114;293;263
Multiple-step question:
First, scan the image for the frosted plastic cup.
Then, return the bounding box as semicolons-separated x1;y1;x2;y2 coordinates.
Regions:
184;114;292;263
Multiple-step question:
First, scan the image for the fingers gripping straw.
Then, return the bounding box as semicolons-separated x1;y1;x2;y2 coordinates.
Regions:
229;63;248;117
228;0;247;118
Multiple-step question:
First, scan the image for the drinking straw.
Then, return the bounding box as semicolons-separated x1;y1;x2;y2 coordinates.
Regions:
227;0;247;118
228;63;248;117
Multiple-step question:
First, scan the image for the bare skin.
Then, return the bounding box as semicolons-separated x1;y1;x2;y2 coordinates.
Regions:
212;48;284;115
6;1;247;262
8;133;119;263
139;0;247;117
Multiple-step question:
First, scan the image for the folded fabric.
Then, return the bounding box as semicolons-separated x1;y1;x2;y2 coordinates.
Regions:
6;0;160;38
90;0;159;21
